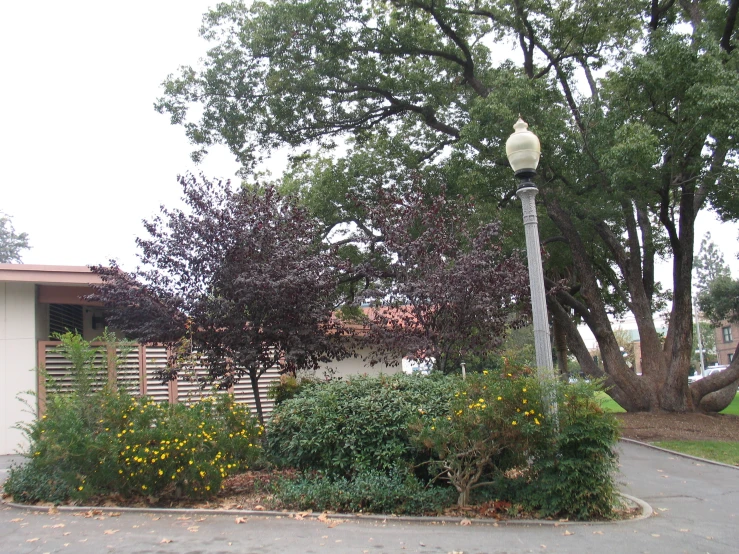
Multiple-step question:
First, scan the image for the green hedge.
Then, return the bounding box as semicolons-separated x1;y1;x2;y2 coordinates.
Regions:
266;374;456;475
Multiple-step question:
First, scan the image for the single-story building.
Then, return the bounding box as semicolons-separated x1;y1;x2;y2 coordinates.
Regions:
0;264;397;455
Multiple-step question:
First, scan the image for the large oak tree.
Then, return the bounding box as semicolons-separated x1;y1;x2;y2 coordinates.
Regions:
157;0;739;411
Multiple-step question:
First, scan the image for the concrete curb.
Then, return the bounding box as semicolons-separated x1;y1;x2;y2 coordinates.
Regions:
620;438;739;470
0;492;651;526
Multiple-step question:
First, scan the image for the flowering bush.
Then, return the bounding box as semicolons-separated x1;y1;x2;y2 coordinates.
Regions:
113;394;262;499
411;369;548;506
5;390;262;503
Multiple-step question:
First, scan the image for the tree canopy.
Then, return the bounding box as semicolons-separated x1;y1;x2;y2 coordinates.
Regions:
0;212;30;263
157;0;739;411
90;175;353;422
353;185;530;372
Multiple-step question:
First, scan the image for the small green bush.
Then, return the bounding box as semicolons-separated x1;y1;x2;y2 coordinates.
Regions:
265;374;456;476
274;469;456;515
512;380;621;520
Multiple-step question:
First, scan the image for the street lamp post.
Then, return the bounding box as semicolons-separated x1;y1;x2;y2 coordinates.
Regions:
506;118;558;405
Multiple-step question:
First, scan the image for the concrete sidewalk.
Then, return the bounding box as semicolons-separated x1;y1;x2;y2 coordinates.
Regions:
2;442;738;553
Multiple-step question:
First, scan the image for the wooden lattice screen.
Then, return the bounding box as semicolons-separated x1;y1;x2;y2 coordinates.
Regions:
37;342;280;418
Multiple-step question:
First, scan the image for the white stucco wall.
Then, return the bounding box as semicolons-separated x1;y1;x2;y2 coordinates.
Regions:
319;348;401;379
0;282;37;455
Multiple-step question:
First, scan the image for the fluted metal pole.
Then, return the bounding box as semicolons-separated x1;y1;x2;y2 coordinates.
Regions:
517;181;558;422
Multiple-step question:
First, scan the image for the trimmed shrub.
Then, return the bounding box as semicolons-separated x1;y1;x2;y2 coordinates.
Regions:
265;374;456;476
274;469;456;515
516;380;621;520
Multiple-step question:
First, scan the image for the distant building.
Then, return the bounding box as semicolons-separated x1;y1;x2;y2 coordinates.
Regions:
714;321;738;367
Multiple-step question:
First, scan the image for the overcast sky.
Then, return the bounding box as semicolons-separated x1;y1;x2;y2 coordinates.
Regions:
2;1;738;287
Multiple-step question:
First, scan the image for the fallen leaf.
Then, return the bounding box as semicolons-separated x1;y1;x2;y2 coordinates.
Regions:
254;505;266;511
26;538;39;543
293;514;304;521
679;529;690;532
10;518;23;522
592;531;603;535
160;538;173;544
651;534;660;538
327;521;340;528
103;529;119;535
419;542;426;546
335;539;342;543
460;518;472;526
51;523;65;528
317;513;329;522
63;532;71;536
195;517;206;522
562;530;574;536
187;526;199;533
108;512;121;517
235;517;248;524
298;510;312;517
177;516;191;521
49;507;59;515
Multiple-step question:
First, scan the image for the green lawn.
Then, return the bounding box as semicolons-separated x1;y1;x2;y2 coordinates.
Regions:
721;393;739;416
596;391;626;413
652;441;739;466
597;391;739;466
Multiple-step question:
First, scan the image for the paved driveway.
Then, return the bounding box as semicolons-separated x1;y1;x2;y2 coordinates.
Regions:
1;442;737;553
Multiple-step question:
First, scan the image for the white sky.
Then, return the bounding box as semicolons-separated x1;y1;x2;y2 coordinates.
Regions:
2;1;738;288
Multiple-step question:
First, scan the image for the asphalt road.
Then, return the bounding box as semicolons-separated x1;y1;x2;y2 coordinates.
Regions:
1;441;737;554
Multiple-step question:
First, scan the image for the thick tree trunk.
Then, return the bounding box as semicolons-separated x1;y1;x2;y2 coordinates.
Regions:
552;315;568;375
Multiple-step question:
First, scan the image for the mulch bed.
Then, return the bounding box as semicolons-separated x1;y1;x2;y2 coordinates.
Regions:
616;412;739;442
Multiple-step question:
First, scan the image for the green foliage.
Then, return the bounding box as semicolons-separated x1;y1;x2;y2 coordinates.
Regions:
266;374;455;475
112;395;263;499
516;381;621;520
5;390;263;504
274;469;456;515
267;374;322;405
699;275;739;326
268;371;621;520
5;334;262;504
0;211;29;263
410;369;546;506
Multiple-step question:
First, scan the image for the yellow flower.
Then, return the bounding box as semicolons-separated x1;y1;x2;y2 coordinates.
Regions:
522;388;527;393
534;418;540;425
142;485;147;490
522;399;528;404
497;396;502;401
78;486;84;491
511;421;517;426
